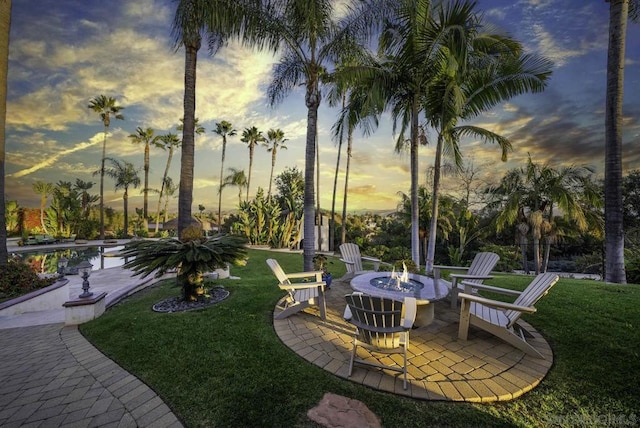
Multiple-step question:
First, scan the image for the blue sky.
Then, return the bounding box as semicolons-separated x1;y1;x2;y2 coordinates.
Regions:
5;0;640;214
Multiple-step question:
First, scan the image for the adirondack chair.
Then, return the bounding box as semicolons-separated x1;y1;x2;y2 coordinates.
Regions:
339;243;382;277
458;272;559;359
433;252;500;308
266;259;327;320
344;293;417;390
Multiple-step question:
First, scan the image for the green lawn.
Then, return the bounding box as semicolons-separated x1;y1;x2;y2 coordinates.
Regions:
80;249;640;427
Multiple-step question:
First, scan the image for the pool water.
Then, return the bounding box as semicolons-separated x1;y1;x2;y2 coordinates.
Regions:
12;246;129;274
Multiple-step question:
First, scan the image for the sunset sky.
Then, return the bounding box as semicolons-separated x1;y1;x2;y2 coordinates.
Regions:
4;0;640;215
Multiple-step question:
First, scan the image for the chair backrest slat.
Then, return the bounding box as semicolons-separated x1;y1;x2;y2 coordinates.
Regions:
465;252;500;285
505;273;559;325
340;243;364;273
266;259;290;285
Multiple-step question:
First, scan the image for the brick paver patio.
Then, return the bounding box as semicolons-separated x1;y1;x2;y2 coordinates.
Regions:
274;276;553;402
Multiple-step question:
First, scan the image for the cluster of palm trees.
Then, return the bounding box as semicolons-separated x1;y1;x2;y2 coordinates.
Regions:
0;1;636;285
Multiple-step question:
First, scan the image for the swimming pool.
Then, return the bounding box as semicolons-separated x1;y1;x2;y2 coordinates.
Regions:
11;245;130;274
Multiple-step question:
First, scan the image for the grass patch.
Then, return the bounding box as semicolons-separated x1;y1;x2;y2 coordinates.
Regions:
81;249;640;427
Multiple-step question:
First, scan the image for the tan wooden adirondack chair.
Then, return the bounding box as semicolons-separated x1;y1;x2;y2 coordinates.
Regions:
458;272;559;359
433;252;500;308
339;243;383;278
344;293;417;390
266;259;327;320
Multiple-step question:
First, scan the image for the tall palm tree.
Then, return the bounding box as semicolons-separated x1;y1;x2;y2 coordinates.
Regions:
213;120;236;230
155;132;181;233
128;127;161;224
102;158;141;238
222;167;247;207
262;0;363;270
172;0;257;237
414;0;552;272
88;95;125;239
604;0;639;283
240;126;264;202
32;181;53;234
264;128;287;198
74;179;98;219
0;0;10;266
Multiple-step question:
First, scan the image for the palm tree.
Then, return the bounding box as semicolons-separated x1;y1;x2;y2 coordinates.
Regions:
262;0;363;270
88;95;125;239
222;167;247;207
0;0;10;266
172;0;257;237
604;0;639;283
73;179;98;220
240;126;264;202
487;157;594;274
213;120;236;230
102;158;141;238
32;181;53;234
264;128;287;198
155;132;181;233
163;177;179;224
128;127;161;224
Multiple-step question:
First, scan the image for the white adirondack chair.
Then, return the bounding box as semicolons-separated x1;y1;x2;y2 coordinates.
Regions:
344;293;417;390
433;252;500;308
266;259;327;320
458;272;559;359
339;243;382;277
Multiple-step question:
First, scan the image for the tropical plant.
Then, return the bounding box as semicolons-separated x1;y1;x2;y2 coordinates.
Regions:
604;0;639;283
32;181;53;234
272;167;304;249
100;158;141;238
213;120;236;229
128;127;161;224
88;94;125;239
4;200;18;234
73;179;98;219
162;177;179;224
486;157;597;274
222;167;247;207
240;126;265;202
263;128;287;198
121;228;247;301
155;132;181;233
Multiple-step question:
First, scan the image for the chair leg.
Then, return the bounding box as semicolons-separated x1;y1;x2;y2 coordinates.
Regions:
348;337;358;377
450;277;460;308
458;298;471;341
317;285;327;320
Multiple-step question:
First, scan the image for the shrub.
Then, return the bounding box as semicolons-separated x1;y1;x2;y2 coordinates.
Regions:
0;260;57;301
392;259;419;273
478;244;520;272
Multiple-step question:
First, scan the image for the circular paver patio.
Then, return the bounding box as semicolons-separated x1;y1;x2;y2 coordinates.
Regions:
273;276;553;402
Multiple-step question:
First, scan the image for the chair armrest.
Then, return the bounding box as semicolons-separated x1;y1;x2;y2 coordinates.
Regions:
362;255;381;263
458;292;536;313
286;271;323;281
402;297;417;328
339;258;356;266
460;281;521;296
433;265;470;272
450;274;493;281
279;281;325;291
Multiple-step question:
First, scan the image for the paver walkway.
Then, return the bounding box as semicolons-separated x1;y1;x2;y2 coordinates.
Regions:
274;276;553;401
0;323;183;427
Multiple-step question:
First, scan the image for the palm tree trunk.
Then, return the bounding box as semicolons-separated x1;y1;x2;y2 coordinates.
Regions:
341;127;353;246
303;83;319;271
316;126;322;252
143;142;149;224
123;189;129;238
410;97;421;269
268;147;276;198
330;102;345;252
99;128;107;239
178;39;199;238
156;147;174;234
218;138;226;231
0;0;9;266
604;0;628;283
247;146;254;202
426;134;444;273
